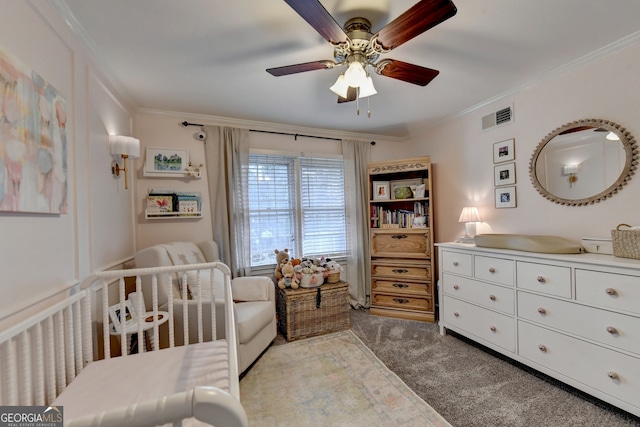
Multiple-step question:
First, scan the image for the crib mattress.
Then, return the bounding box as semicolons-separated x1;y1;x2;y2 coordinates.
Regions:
53;340;230;425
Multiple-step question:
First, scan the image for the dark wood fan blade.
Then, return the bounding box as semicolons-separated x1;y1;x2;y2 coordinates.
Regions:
377;59;439;86
375;0;457;51
284;0;349;45
337;86;357;103
267;60;335;76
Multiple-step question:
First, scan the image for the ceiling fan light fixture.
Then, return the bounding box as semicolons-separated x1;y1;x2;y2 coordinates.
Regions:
344;61;367;87
358;76;377;98
329;74;350;98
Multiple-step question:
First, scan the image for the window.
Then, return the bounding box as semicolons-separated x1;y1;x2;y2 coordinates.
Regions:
247;152;346;267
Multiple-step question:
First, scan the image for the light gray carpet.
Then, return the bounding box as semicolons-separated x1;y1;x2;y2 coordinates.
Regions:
348;309;640;427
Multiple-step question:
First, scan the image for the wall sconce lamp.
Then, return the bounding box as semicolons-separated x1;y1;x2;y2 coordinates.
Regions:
562;164;580;188
457;207;482;243
109;135;140;189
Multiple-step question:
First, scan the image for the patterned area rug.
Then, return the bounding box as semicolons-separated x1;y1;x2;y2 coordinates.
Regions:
239;330;451;427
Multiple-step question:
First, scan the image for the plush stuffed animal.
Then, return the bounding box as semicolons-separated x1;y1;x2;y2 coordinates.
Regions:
277;261;299;289
274;248;290;281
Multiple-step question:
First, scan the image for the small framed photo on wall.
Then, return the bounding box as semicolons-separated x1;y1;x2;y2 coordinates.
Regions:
373;181;390;200
494;162;516;186
495;186;517;208
493;138;515;163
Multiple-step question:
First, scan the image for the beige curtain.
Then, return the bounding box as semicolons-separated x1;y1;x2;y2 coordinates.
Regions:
203;125;251;277
342;139;371;308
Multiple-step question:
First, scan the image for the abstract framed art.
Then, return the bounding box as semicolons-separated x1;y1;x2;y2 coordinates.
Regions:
495;186;517;208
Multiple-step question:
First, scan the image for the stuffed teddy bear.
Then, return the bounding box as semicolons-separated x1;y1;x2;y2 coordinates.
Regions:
277;261;299;289
274;248;289;281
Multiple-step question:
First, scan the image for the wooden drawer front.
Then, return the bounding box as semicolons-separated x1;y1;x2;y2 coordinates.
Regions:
372;279;431;297
372;292;432;312
372;262;430;281
442;273;514;315
443;296;516;352
516;261;571;298
441;251;472;277
518;292;640;355
474;256;514;286
371;230;429;258
518;321;640;408
575;269;640;316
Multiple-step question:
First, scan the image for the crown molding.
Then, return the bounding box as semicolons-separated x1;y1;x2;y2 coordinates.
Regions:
50;0;138;108
415;30;640;133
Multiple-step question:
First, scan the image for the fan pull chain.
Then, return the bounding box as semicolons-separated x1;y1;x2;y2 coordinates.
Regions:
367;96;371;118
356;88;360;115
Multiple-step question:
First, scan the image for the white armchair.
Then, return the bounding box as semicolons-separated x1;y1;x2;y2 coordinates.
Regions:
134;241;276;373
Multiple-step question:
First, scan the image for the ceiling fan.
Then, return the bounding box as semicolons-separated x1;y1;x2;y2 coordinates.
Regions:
266;0;457;109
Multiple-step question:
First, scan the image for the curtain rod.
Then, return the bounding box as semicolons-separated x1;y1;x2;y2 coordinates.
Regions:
181;120;375;144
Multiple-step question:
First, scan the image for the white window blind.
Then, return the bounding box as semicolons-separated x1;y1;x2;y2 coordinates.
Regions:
247;152;346;267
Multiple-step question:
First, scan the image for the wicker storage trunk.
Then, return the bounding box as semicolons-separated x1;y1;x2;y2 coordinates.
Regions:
277;280;350;341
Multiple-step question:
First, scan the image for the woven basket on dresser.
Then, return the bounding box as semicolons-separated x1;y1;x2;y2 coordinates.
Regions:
611;223;640;260
276;280;350;342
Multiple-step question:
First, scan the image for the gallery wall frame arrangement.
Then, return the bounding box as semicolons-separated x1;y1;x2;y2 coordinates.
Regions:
492;138;517;208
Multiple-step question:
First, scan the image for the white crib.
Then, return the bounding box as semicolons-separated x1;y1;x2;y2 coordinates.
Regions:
0;262;248;427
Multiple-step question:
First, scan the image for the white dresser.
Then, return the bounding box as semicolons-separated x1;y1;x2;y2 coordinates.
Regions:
437;242;640;417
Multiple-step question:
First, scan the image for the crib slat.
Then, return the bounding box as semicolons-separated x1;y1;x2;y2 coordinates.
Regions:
209;266;216;341
18;332;32;405
45;317;56;403
33;323;45;406
165;273;175;348
64;306;75;384
101;279;111;360
180;272;189;347
195;270;203;344
54;311;66;395
73;300;83;373
1;339;18;405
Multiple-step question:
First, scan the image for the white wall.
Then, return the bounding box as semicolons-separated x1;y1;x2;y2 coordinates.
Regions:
134;111;403;249
0;1;136;328
406;39;640;244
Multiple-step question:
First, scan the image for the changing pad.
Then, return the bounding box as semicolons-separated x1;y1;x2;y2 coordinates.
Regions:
474;234;583;254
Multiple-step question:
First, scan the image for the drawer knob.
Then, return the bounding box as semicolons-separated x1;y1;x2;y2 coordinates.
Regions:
608;371;619;380
392;268;409;274
489;294;496;301
536;276;546;283
538;344;548;352
392;283;409;289
453;311;460;317
606;326;618;335
488;267;496;273
452;261;459;267
393;298;410;304
605;288;618;296
490;326;497;332
453;284;459;290
537;307;547;315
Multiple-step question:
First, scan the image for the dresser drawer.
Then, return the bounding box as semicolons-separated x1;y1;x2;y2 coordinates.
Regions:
441;250;472;277
372;279;431;297
443;296;515;352
372;292;432;312
371;259;431;281
518;291;640;355
575;269;640;316
518;321;640;408
371;229;429;258
442;273;514;315
475;256;514;286
516;261;571;298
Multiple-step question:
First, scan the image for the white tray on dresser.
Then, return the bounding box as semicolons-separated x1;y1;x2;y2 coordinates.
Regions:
436;242;640;418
